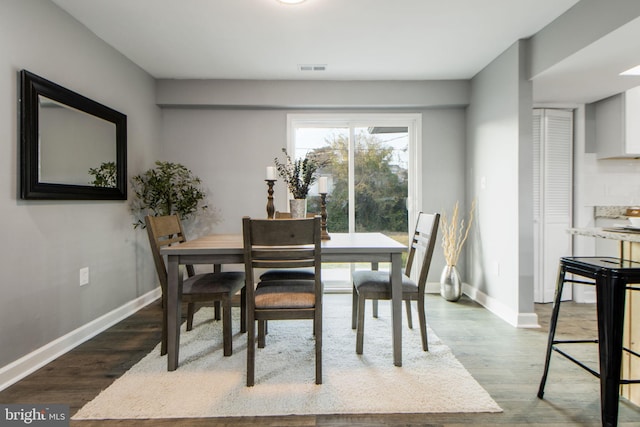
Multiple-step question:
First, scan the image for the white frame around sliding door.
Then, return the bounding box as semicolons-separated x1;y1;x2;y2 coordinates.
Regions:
286;113;423;232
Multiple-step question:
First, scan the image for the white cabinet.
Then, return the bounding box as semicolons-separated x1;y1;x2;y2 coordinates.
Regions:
595;86;640;159
533;109;573;303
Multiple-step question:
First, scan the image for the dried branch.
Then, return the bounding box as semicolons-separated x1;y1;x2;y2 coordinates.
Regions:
441;200;476;266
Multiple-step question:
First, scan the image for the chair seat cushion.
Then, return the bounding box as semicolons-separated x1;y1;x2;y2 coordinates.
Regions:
183;271;245;296
255;280;316;308
259;269;315;281
352;270;417;294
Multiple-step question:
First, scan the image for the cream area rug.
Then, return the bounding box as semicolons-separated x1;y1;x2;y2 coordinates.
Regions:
73;297;501;419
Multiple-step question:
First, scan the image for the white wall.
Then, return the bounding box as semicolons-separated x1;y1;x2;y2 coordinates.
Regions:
466;41;537;327
0;0;161;386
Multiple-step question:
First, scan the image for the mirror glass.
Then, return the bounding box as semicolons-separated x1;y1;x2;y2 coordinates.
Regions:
20;70;127;200
38;96;117;186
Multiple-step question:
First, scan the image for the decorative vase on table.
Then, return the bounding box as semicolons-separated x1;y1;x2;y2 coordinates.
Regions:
440;265;462;302
289;198;307;219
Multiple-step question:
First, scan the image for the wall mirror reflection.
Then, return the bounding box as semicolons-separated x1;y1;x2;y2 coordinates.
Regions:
20;70;127;200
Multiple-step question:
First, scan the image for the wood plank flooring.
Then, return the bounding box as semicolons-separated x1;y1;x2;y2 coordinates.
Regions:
1;293;639;426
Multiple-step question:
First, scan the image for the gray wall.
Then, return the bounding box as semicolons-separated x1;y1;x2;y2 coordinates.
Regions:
158;104;467;281
466;40;537;327
0;0;160;381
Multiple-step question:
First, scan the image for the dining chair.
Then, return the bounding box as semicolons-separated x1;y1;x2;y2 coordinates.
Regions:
145;214;246;357
351;212;440;353
258;211;317;282
242;216;323;386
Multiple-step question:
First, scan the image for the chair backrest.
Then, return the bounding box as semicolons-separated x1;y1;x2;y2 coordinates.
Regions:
404;212;440;292
242;216;322;299
145;214;193;292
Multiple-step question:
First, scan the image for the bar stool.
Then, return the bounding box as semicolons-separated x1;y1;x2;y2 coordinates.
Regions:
537;256;640;427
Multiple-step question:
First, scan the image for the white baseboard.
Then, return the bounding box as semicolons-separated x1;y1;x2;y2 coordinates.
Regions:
463;283;540;328
0;287;161;392
427;281;539;328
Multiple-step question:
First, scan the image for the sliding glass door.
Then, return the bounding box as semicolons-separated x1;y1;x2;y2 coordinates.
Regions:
288;114;421;290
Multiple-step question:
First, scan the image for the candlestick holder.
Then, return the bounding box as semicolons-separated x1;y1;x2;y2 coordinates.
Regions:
320;192;330;240
265;180;275;219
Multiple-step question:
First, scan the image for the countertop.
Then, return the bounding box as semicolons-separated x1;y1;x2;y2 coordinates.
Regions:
568;227;640;243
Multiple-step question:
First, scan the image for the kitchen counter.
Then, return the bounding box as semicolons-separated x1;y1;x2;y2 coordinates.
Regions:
568;227;640;242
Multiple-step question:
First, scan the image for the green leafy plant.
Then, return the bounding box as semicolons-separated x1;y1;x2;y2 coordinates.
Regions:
274;148;325;199
88;161;117;187
130;161;207;228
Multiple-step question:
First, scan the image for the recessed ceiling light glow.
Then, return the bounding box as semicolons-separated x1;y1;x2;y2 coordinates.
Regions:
278;0;306;4
620;65;640;76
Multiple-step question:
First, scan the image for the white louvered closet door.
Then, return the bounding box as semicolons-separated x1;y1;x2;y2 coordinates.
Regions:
533;109;573;303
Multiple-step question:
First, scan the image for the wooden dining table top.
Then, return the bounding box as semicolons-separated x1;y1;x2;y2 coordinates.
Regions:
161;232;407;257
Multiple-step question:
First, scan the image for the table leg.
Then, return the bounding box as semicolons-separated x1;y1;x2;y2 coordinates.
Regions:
391;252;402;367
167;255;182;371
596;273;626;427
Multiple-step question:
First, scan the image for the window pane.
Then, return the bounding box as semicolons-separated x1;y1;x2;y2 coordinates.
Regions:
353;127;408;236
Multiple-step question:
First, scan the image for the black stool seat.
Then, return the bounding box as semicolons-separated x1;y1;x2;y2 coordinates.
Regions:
538;256;640;427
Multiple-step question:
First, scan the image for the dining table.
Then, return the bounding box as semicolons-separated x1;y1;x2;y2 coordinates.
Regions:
160;231;407;371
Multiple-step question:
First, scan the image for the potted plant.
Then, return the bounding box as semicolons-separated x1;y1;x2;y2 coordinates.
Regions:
274;148;324;218
130;161;208;229
440;200;475;301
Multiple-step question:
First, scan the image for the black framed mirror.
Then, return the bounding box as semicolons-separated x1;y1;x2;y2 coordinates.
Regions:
20;70;127;200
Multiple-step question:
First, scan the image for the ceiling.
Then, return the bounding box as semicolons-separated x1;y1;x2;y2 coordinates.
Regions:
50;0;640;104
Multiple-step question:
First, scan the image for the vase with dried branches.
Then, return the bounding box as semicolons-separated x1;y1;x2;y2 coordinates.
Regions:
440;200;476;301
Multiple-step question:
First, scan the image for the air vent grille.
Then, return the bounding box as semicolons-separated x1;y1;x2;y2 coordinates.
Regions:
298;64;327;72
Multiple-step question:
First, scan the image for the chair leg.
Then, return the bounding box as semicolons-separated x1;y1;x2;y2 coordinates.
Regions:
372;299;379;318
247;314;255;387
351;285;358;329
214;301;222;321
315;308;323;384
417;297;428;351
161;295;168;356
405;299;413;329
223;299;232;356
356;294;366;354
186;302;196;331
240;287;247;333
258;320;266;348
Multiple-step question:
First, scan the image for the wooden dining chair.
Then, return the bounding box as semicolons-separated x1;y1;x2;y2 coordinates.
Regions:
145;214;246;357
258;211;317;282
242;216;323;386
351;212;440;353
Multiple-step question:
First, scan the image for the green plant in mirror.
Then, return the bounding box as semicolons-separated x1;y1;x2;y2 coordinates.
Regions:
88;161;117;188
130;161;207;228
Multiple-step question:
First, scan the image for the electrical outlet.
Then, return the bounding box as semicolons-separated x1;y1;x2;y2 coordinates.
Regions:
79;267;89;286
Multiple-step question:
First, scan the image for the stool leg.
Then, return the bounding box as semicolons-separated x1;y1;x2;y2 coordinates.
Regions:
596;274;626;427
537;264;566;399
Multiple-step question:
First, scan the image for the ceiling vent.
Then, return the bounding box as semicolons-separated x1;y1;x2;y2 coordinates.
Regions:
298;64;327;72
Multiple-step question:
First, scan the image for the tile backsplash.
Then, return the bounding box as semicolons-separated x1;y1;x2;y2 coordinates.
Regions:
581;153;640;206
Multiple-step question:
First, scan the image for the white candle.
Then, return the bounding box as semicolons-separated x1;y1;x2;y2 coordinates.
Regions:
266;166;276;180
318;176;328;193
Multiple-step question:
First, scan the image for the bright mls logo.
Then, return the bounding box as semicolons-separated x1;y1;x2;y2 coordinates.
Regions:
0;404;68;426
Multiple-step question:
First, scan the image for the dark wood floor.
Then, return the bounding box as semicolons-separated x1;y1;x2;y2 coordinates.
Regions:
1;293;639;426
